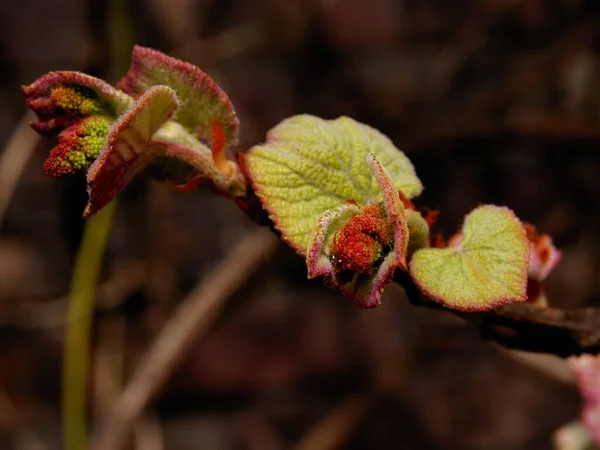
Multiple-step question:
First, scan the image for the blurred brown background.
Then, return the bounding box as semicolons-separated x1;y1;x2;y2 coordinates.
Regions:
1;0;599;449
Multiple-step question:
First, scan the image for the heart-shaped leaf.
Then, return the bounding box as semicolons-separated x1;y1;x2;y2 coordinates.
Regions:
118;46;239;146
246;115;422;254
409;205;529;311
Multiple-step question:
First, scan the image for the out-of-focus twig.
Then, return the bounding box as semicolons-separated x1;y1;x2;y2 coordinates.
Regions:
499;348;574;386
91;229;279;450
93;316;126;426
0;379;47;450
134;413;164;450
295;348;417;450
0;260;145;330
145;183;178;333
295;395;370;450
0;111;40;227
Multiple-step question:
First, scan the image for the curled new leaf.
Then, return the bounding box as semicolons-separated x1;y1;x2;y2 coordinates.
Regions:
524;223;562;307
84;85;246;218
150;120;246;196
306;155;409;308
246;114;422;254
525;223;562;281
118;45;239;146
24;48;247;218
85;86;179;217
409;205;529;311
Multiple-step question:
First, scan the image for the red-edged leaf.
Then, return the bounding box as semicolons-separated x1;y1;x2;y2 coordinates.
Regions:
150;121;246;198
118;45;239;146
305;154;408;309
410;205;530;312
85;86;179;217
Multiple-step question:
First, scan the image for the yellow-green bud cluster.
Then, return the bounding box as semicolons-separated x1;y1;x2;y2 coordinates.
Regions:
50;85;105;116
78;116;111;159
44;115;112;177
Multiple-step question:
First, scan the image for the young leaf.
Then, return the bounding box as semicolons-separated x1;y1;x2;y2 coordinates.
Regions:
367;154;409;271
117;46;239;146
305;154;409;308
409;205;529;311
406;209;430;256
525;223;562;281
246;114;422;254
150;121;246;198
307;202;362;281
23;51;247;218
523;223;562;307
85;86;179;217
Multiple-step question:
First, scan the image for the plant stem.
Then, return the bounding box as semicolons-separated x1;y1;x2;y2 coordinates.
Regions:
63;201;117;450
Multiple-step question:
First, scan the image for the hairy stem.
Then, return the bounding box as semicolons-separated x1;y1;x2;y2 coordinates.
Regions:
63;201;117;450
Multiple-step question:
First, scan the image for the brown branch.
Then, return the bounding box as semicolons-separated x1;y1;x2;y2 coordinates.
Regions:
395;272;600;357
480;303;600;357
91;229;279;450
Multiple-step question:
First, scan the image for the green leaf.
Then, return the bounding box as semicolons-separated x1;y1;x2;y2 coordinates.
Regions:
246;115;422;254
409;205;529;311
118;46;239;146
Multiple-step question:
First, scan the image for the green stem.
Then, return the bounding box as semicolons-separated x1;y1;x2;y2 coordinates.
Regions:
62;200;117;450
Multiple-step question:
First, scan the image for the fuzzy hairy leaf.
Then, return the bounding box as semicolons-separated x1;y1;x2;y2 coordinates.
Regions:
151;121;246;197
305;154;409;308
307;202;362;280
118;46;239;145
85;86;179;217
246;115;422;254
406;209;430;256
409;205;529;311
